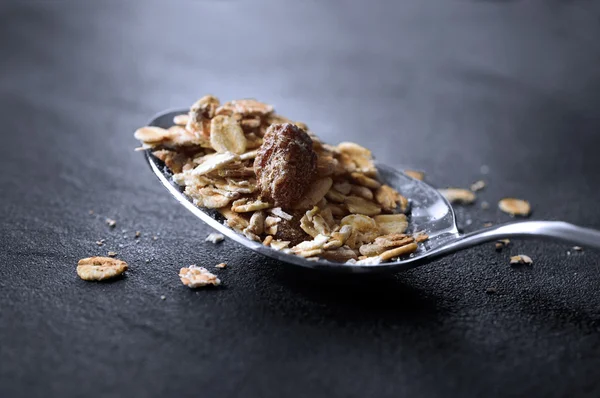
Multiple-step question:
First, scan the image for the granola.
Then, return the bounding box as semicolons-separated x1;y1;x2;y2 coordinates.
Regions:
135;95;428;264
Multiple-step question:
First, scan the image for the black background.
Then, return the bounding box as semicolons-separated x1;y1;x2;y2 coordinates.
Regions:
2;1;600;397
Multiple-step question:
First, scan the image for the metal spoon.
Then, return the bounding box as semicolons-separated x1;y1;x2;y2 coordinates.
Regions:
144;109;600;274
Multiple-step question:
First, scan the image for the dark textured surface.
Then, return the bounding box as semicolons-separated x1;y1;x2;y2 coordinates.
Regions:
1;1;600;397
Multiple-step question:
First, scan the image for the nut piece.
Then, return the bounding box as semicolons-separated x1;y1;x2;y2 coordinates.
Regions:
510;255;533;265
498;198;531;217
495;239;510;251
210;115;247;154
179;265;221;288
439;188;476;205
77;257;128;281
254;123;317;208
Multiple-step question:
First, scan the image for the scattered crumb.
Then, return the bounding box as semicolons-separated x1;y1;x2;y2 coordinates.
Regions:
145;259;150;263
152;236;158;241
135;231;141;238
106;218;117;228
404;170;425;181
77;256;127;281
470;180;486;192
481;201;490;210
160;295;166;300
179;265;221;288
121;229;128;234
205;232;225;244
89;210;94;215
215;263;227;269
485;287;497;294
483;222;493;227
107;251;117;257
498;198;531;217
439;188;476;205
96;239;105;246
510;254;533;265
573;246;583;251
118;244;124;248
495;239;510;251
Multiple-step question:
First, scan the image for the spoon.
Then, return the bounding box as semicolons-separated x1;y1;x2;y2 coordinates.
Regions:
143;109;600;274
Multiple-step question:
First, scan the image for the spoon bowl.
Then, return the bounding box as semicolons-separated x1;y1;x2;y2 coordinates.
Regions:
144;109;600;273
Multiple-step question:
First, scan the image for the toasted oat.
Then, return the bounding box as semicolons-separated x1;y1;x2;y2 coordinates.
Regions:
231;198;271;213
345;196;381;216
498;198;531;217
263;235;274;246
77;257;128;281
373;214;408;235
350;184;374;200
379;242;418;261
216;99;274;117
470;180;486;192
414;233;429;243
205;232;225;244
179;265;221;288
187;95;220;136
270;207;293;221
106;218;116;228
374;185;404;212
215;263;227;269
294;177;333;210
340;214;380;249
439;188;476;205
350;172;381;189
191;152;239;176
245;210;266;236
134;126;175;143
510;254;533;265
292;234;329;252
264;216;281;235
320;246;358;262
210;115;247;154
173;114;189;126
270;240;291;250
404;170;425;181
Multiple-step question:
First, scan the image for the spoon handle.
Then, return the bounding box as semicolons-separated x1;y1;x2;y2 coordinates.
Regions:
430;221;600;259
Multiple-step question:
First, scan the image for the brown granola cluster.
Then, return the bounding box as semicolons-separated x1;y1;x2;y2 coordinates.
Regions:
134;96;427;264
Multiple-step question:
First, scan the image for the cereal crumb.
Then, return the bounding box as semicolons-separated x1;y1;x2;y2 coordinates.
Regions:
96;239;105;246
107;251;117;257
89;210;94;215
77;256;127;281
495;239;510;251
485;287;497;294
573;246;583;251
439;188;476;205
498;198;531;217
404;170;425;181
510;254;533;265
179;265;221;288
145;259;150;263
106;218;116;228
135;231;141;238
205;232;225;244
215;263;227;269
152;236;158;241
160;295;166;300
470;180;486;192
